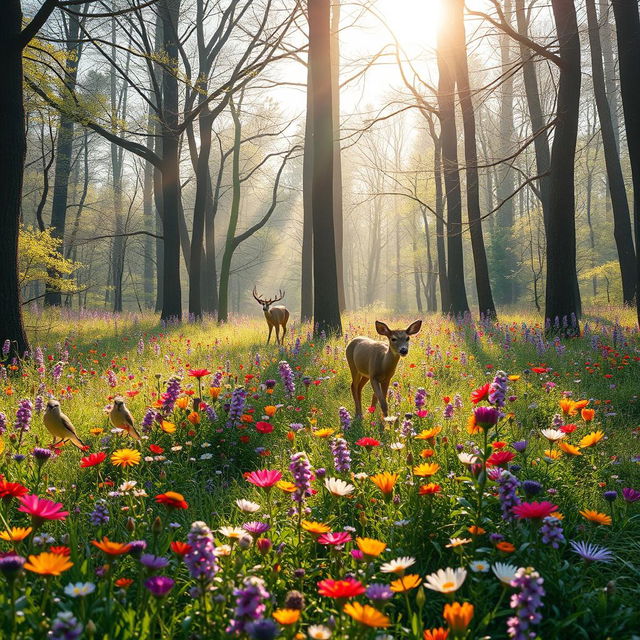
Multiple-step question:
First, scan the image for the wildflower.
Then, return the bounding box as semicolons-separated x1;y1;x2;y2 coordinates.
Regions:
497;471;521;521
89;500;109;526
289;452;313;504
317;531;351;546
243;521;270;536
0;480;28;501
511;440;528;453
18;494;68;525
488;371;508;407
318;577;365;599
144;575;174;598
492;563;518;585
579;510;611;525
161;377;181;414
487;451;515;468
558;441;581;456
471;383;490;404
236;499;261;513
246;619;279;640
581;408;595;421
424;567;467;593
391;574;422;592
569;540;613;563
114;578;134;588
0;554;26;578
170;541;192;556
184;521;218;588
64;582;96;598
622;488;640;503
469;560;490;573
511;501;558;520
80;452;107;467
330;438;351;473
24;551;73;576
507;567;545;640
370;472;398;495
246;469;283;489
443;602;474;635
424;629;449;640
496;541;516;553
446;538;472;548
356;537;386;558
301;520;331;536
273;609;300;625
343;602;390;628
338;406;352;431
50;611;83;640
308;624;332;639
540;516;565;548
419;483;441;496
603;490;617;502
579;430;605;448
458;452;478;466
366;583;394;602
413;463;440;477
92;537;132;555
416;426;442;441
31;447;53;465
541;428;565;442
324;477;354;497
14;399;33;432
380;556;415;574
227;576;270;634
155;491;188;510
111;449;141;467
355;437;380;449
140;554;169;571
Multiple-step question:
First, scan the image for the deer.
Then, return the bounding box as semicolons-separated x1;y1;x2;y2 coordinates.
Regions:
346;320;422;418
253;287;290;345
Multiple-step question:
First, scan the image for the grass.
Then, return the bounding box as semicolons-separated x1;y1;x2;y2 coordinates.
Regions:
1;306;639;639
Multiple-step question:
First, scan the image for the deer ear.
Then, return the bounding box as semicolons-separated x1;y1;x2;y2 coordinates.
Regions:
405;320;422;335
375;321;390;336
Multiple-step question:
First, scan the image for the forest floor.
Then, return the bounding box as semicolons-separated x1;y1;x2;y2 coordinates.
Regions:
1;307;639;639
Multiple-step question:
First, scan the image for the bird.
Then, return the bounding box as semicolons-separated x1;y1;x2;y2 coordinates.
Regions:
43;399;86;450
109;396;141;440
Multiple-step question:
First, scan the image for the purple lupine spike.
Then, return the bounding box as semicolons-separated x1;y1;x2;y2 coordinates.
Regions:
278;361;295;397
330;438;351;473
498;470;521;521
226;576;270;635
507;567;545;640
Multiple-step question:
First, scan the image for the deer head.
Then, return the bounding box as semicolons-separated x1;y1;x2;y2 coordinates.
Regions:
252;287;285;312
375;320;422;357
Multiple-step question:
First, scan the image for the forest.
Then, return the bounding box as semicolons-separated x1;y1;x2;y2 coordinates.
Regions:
1;1;640;639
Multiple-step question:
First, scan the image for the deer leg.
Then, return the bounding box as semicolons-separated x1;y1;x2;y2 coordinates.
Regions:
281;323;287;344
356;377;368;418
350;374;362;418
370;379;389;417
275;325;281;345
267;325;273;344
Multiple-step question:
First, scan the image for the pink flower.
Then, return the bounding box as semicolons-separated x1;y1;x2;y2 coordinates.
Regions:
511;501;558;520
18;494;69;526
318;531;352;546
245;469;283;488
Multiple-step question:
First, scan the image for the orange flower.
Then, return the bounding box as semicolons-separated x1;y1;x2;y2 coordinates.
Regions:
419;448;435;458
544;449;562;460
264;405;277;417
390;574;422;592
176;397;189;410
416;426;442;441
558;441;581;456
24;552;73;576
579;510;611;526
424;629;449;640
356;537;387;558
343;602;390;628
413;463;440;477
581;408;595;422
187;411;200;425
0;526;32;542
209;387;221;400
155;491;188;510
467;525;485;535
111;449;141;467
272;609;300;625
301;520;331;535
419;483;441;496
370;472;398;495
579;430;604;448
277;480;297;493
443;602;474;635
92;536;132;555
467;414;480;435
496;541;515;553
160;420;176;434
115;578;134;588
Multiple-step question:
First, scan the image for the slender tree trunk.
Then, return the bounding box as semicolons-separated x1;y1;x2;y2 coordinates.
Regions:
451;0;497;319
309;0;342;335
586;0;636;305
611;0;640;327
143;106;155;309
599;0;619;147
202;177;219;313
436;8;469;316
544;0;581;334
412;229;423;313
0;1;30;355
301;64;314;321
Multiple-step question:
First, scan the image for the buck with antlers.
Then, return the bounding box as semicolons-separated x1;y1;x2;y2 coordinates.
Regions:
253;288;290;345
346;320;422;418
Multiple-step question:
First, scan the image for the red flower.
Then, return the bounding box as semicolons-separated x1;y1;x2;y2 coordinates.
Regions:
486;451;516;468
560;424;577;434
471;384;490;404
115;578;134;588
318;577;365;599
149;444;164;454
255;422;274;434
512;501;558;520
0;480;29;501
170;541;193;556
531;367;548;374
80;452;106;468
355;437;381;449
187;369;212;378
50;546;71;556
245;469;282;488
155;491;188;510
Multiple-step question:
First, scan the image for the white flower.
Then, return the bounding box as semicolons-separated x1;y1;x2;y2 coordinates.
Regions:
119;480;137;492
424;567;467;593
446;537;472;548
458;452;478;465
307;624;332;639
389;442;405;450
200;453;213;460
324;477;355;497
492;562;518;585
132;489;148;498
380;556;416;574
214;544;232;557
354;472;368;481
64;582;96;598
218;526;245;539
469;560;490;573
541;428;566;442
236;499;260;513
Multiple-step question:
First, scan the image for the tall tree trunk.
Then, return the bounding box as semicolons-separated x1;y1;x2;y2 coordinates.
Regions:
309;0;342;335
202;177;219;313
611;0;640;327
45;8;84;307
143;106;155;309
0;1;29;355
436;8;469;316
586;0;636;305
301;64;314;321
544;0;581;334
599;0;619;147
331;0;346;312
412;227;423;313
159;0;183;321
451;0;497;319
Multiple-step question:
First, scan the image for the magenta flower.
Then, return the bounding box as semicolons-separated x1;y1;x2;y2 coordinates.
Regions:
473;406;501;428
144;575;174;598
317;531;352;546
511;501;559;520
18;494;69;526
245;469;283;489
622;488;640;503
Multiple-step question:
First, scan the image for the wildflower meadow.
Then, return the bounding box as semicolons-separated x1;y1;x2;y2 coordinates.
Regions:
1;309;639;639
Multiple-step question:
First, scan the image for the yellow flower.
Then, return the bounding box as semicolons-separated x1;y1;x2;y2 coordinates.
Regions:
0;526;32;542
390;573;422;592
343;602;390;628
370;472;398;495
301;520;331;535
90;427;104;436
413;463;440;477
276;480;297;493
161;420;176;434
543;449;562;460
272;609;300;625
443;602;474;635
24;552;73;576
356;537;387;558
416;427;442;440
558;441;581;456
314;428;335;438
176;397;189;410
579;430;604;448
579;510;611;526
508;375;521;381
111;448;141;467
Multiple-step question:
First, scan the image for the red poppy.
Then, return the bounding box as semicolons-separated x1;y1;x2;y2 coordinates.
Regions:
0;480;29;500
317;577;365;598
80;452;106;468
187;369;212;378
531;367;549;374
115;578;134;588
560;424;577;434
256;422;273;434
50;546;71;556
355;437;381;449
486;451;516;468
470;384;490;404
155;491;188;510
170;541;193;556
149;444;164;454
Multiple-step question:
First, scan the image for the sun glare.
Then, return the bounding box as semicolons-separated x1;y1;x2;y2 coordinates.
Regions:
377;0;443;53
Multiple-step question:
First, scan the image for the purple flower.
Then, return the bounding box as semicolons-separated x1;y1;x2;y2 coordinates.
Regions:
622;487;640;503
278;361;295;397
511;440;528;453
443;403;454;419
88;500;109;526
289;452;312;504
31;447;53;464
128;540;148;556
0;554;25;577
140;554;169;570
497;471;521;521
106;370;118;388
142;408;159;431
2;340;10;356
507;567;545;640
52;361;64;383
366;583;394;602
414;388;427;410
184;521;218;589
603;490;617;502
264;379;276;390
522;480;542;497
0;412;6;435
243;522;270;535
569;540;613;563
162;377;181;414
227;576;270;635
144;575;174;598
330;437;351;473
14;399;33;433
50;611;83;640
489;371;508;408
227;387;247;427
245;619;279;640
338;406;352;431
540;516;565;549
473;405;501;428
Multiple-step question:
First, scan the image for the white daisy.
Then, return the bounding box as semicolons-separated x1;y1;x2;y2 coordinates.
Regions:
424;567;467;593
540;428;566;442
458;452;478;465
236;499;261;513
307;624;332;639
492;562;519;585
324;477;355;497
380;556;416;574
470;560;490;573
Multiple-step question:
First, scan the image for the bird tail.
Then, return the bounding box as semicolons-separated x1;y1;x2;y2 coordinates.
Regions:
131;426;142;440
69;434;86;450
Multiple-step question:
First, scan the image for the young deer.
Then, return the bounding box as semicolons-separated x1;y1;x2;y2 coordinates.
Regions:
253;288;290;345
346;320;422;418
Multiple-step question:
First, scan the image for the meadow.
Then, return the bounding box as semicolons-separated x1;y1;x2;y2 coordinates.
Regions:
1;307;639;639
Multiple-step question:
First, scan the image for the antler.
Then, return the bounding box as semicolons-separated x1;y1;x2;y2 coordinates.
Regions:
252;287;265;305
271;289;285;304
253;287;285;306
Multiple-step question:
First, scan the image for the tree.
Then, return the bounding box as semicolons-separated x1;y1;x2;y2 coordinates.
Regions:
308;0;342;335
